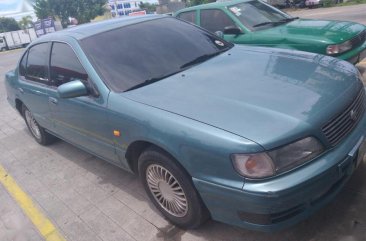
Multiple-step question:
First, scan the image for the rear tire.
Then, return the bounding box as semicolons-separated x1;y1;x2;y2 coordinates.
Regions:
22;105;56;145
139;147;210;229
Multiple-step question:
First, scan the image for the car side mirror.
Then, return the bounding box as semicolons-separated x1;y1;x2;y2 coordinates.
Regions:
57;80;88;98
223;26;243;35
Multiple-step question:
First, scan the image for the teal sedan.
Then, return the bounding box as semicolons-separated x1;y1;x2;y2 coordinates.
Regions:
4;15;366;232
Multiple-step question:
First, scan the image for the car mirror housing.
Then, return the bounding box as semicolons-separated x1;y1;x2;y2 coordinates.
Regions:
57;80;88;98
223;26;243;35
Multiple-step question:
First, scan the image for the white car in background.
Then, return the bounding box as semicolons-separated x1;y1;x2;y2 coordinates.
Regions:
305;0;323;7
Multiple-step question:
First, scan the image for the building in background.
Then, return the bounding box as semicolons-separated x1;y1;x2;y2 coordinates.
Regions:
108;0;142;17
0;0;36;21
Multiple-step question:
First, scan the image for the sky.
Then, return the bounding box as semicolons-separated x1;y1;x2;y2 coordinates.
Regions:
0;0;159;21
0;0;37;21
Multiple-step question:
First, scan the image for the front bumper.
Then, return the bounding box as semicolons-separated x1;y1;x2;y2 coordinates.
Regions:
193;108;366;232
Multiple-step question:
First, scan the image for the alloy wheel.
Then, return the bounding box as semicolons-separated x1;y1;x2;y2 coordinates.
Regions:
146;164;188;217
25;110;41;140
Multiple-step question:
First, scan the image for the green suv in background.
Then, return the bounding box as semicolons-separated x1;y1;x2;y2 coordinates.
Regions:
175;0;366;64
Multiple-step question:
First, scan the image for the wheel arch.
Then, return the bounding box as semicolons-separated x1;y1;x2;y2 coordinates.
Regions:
125;140;189;177
15;98;24;116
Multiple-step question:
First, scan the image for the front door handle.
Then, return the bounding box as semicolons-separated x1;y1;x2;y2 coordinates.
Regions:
49;97;58;105
18;87;24;94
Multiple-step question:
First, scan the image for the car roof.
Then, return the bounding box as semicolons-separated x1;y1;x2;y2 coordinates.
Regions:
175;0;253;13
37;14;166;41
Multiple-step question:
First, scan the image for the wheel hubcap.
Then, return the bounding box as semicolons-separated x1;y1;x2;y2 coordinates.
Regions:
146;164;188;217
25;110;41;139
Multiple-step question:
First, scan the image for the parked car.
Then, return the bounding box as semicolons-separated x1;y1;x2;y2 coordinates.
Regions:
0;28;37;51
263;0;287;8
305;0;323;8
175;0;366;64
5;15;366;232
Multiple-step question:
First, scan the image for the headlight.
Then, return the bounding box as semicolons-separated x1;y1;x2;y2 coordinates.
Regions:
232;153;275;179
268;137;324;173
326;40;352;55
232;137;324;179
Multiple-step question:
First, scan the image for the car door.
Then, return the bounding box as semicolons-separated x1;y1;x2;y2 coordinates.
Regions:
47;42;119;164
18;42;54;131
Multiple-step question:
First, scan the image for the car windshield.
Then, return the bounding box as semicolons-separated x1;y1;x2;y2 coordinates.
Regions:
228;1;293;31
81;17;233;92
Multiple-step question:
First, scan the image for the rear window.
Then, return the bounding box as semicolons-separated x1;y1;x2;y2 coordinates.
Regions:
81;17;232;92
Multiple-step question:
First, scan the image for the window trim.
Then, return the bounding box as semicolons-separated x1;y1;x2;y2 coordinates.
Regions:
18;49;29;77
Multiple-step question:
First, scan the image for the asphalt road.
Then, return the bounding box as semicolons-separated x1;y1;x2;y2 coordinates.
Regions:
289;4;366;25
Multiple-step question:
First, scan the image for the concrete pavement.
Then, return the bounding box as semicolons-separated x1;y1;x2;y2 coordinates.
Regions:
289;4;366;25
1;40;366;241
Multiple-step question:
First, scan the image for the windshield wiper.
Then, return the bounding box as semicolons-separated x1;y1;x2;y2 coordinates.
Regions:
253;21;276;28
281;17;299;22
253;17;299;28
125;72;179;91
180;50;226;69
125;49;230;92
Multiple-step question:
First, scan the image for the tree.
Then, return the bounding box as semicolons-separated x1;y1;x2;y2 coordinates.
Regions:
18;16;33;30
0;17;20;33
49;0;75;28
188;0;215;6
139;2;157;13
34;0;53;19
33;0;107;28
73;0;108;24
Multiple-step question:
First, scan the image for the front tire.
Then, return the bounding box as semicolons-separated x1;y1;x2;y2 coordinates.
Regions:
139;147;209;229
22;105;56;145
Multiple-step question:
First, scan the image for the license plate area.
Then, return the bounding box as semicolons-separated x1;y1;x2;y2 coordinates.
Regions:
339;137;366;176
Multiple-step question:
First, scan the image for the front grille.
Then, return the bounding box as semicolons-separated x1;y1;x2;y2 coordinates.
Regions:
349;30;366;49
322;89;365;146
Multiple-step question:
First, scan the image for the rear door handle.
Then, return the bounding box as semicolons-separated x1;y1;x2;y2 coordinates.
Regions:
18;87;24;94
49;97;58;105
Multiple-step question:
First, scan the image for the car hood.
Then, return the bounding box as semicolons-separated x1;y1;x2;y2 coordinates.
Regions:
258;19;365;43
123;46;362;149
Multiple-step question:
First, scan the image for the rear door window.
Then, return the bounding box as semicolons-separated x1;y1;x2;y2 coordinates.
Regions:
50;42;88;87
177;11;196;24
26;43;49;83
200;9;236;33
